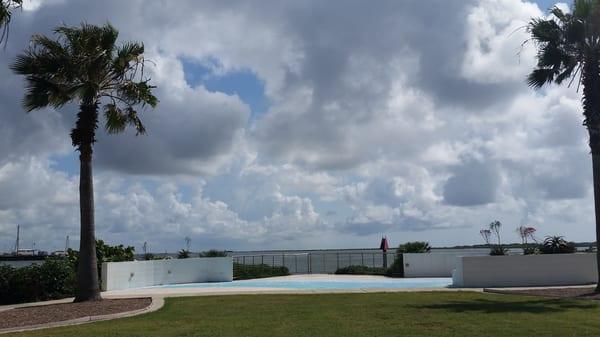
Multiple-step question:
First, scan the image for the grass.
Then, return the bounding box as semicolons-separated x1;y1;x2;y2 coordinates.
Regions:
10;291;600;337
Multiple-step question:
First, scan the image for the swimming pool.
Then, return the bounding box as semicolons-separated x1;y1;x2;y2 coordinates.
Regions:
155;277;453;290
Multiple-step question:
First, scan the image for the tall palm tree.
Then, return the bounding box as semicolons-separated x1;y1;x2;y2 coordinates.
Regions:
527;0;600;291
12;23;158;301
0;0;22;45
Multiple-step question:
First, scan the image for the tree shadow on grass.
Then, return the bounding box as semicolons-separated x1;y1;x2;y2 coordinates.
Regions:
412;298;598;314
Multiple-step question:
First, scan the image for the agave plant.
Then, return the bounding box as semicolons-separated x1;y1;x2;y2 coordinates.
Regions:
540;236;576;254
517;226;538;255
480;229;492;245
177;249;190;259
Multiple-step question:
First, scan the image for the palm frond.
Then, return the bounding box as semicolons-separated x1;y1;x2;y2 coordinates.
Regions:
527;68;557;88
103;104;146;135
0;0;22;45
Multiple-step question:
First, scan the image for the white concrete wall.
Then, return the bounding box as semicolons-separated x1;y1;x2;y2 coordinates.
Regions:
403;253;458;277
403;252;488;277
452;254;597;288
102;257;233;291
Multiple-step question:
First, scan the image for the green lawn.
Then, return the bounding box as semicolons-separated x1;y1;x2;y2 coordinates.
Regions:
10;292;600;337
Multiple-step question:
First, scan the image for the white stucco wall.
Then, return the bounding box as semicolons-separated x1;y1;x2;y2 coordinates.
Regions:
403;253;459;277
403;252;488;277
101;257;233;291
452;254;597;288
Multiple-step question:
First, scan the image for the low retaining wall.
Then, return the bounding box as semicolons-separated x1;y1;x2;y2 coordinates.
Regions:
101;257;233;291
452;254;597;288
403;253;459;277
403;252;488;277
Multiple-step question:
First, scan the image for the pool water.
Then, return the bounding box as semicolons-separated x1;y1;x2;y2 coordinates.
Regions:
156;277;452;290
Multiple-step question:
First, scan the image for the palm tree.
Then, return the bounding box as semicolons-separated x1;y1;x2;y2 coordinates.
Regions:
11;23;157;301
527;0;600;290
0;0;22;45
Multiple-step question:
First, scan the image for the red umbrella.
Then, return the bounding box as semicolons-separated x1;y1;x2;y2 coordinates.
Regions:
379;236;389;252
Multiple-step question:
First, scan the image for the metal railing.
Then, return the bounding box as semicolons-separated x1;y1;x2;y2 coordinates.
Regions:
233;252;398;274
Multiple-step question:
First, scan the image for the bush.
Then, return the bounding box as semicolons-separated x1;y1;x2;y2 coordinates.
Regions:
233;263;290;280
67;239;135;289
0;258;75;305
539;236;576;254
397;241;431;253
199;249;228;257
489;245;508;256
177;249;190;259
386;256;404;277
335;265;387;275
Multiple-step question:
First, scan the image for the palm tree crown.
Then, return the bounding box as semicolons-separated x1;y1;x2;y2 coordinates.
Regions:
527;1;600;146
11;22;157;148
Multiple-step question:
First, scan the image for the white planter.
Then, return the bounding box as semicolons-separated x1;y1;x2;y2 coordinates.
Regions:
451;254;597;288
403;252;488;277
101;257;233;291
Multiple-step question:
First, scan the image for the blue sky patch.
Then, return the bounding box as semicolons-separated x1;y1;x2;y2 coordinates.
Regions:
181;58;270;119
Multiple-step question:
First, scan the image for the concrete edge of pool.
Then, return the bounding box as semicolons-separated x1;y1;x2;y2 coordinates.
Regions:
102;274;482;298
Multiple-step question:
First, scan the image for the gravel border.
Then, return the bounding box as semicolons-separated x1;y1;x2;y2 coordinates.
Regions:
0;297;160;335
484;287;600;300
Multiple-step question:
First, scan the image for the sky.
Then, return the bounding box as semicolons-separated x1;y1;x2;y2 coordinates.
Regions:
0;0;591;253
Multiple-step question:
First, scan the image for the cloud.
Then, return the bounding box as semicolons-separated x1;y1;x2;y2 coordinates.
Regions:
0;0;598;251
443;159;501;206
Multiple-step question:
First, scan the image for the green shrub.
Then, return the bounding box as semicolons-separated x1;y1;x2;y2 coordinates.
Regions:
177;249;190;259
335;265;387;275
0;258;75;305
397;241;431;253
489;245;508;256
67;239;135;289
198;249;228;257
539;236;576;254
233;263;290;280
386;256;404;277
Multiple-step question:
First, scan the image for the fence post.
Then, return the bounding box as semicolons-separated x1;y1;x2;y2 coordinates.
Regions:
322;254;325;273
372;253;375;267
295;255;298;273
308;253;311;274
336;252;339;270
282;254;285;269
361;253;364;266
272;255;275;267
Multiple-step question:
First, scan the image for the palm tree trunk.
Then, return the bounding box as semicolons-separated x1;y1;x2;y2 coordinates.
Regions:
74;103;101;302
582;55;600;292
593;153;600;292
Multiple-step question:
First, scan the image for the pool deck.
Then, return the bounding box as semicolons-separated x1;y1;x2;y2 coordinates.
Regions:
102;274;473;298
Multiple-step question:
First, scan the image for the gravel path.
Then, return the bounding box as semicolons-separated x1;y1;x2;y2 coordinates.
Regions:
0;298;151;329
485;287;600;300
